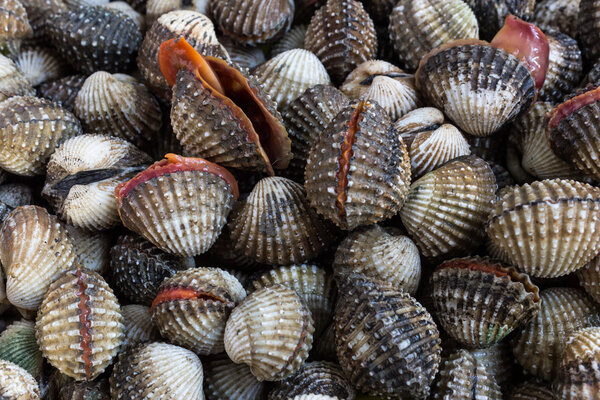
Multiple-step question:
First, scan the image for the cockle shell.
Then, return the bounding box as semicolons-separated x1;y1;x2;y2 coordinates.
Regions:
38;74;85;113
66;225;111;274
578;0;600;62
58;379;110;400
538;31;582;104
0;359;40;400
271;24;307;57
0;320;43;381
554;327;600;399
0;54;33;102
0;183;33;223
577;255;600;304
394;106;445;137
18;0;64;40
509;379;558;400
203;353;265;400
470;342;516;387
0;0;31;57
464;0;536;40
534;0;580;38
104;1;144;29
339;60;402;98
14;46;65;87
121;304;157;346
218;35;265;69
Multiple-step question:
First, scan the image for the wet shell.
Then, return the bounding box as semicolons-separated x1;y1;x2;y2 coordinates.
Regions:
577;255;600;304
0;183;33;223
66;225;111;274
227;177;331;265
18;0;65;40
224;284;314;381
512;287;600;380
0;320;43;381
252;49;330;111
271;25;307;57
578;0;600;62
218;35;265;69
210;0;294;45
14;46;65;87
0;54;33;101
268;361;355;400
433;349;502;400
35;268;124;381
534;0;580;38
486;179;600;277
203;353;265;400
38;74;86;113
104;1;144;29
509;379;558;400
399;155;497;259
0;0;31;57
334;274;441;399
469;341;516;387
109;342;204;400
432;256;541;348
464;0;536;40
249;264;335;336
58;379;110;400
74;72;162;149
416;42;536;137
388;0;479;71
538;31;582;104
0;359;40;400
304;0;377;84
121;304;157;346
333;225;421;295
0;206;76;311
281;84;349;182
0;96;82;176
554;327;600;399
47;7;142;74
151;267;246;355
305;100;411;230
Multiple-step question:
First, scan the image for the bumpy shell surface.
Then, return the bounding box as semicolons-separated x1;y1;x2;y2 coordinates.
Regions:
0;54;33;101
224;284;315;381
335;274;441;399
35;268;124;381
47;7;142;74
151;267;246;355
486;179;600;277
38;74;85;113
58;379;110;400
534;0;580;37
539;31;582;104
66;225;111;274
0;206;76;310
554;327;600;399
464;0;535;40
109;342;204;400
333;225;421;295
578;0;600;62
512;287;600;381
305;100;411;230
105;1;143;29
400;155;496;259
416;42;536;136
271;24;306;57
203;353;264;400
388;0;479;71
577;255;600;304
0;320;43;380
14;46;64;87
0;96;82;176
509;379;558;400
0;0;31;57
121;304;157;346
304;0;377;84
0;360;40;400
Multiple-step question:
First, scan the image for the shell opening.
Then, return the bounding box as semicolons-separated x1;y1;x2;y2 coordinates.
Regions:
549;86;600;129
75;268;93;381
151;286;226;312
48;167;146;199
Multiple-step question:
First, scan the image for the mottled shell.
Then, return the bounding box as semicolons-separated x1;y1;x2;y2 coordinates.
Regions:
227;177;331;265
0;360;40;400
224;284;314;381
74;72;162;149
0;206;76;310
252;49;330;111
512;287;600;381
0;0;31;57
210;0;294;45
509;379;558;400
58;379;110;400
271;25;307;57
203;353;265;400
66;225;111;274
432;257;541;348
0;183;33;223
18;0;64;40
0;96;82;176
433;349;502;400
333;225;421;295
35;268;124;381
151;267;246;355
304;0;377;84
534;0;580;38
334;274;441;399
305;100;411;230
218;35;265;69
0;54;33;101
38;74;85;113
577;255;600;304
42;135;151;231
554;327;600;399
416;42;536;136
388;0;479;71
14;46;65;87
539;31;582;104
578;0;600;62
464;0;536;40
109;342;204;400
47;7;142;74
486;179;600;277
0;320;43;381
121;304;157;346
399;155;497;259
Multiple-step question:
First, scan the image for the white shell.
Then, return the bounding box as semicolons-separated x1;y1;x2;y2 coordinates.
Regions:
14;47;65;87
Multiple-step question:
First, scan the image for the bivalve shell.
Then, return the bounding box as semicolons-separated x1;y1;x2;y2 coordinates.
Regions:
105;1;144;29
38;74;85;113
394;106;446;139
0;183;33;223
464;0;536;40
0;359;40;400
66;225;111;274
121;304;157;346
0;54;33;101
203;353;265;400
577;255;600;304
0;320;43;381
271;25;307;57
509;379;558;400
14;46;65;87
469;342;516;387
578;0;600;62
218;35;264;69
538;31;583;104
0;0;31;57
58;379;110;400
534;0;580;38
554;327;600;399
18;0;64;40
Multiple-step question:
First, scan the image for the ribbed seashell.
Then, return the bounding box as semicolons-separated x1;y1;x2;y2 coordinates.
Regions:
509;379;558;400
393;106;446;139
109;234;192;305
36;268;124;381
433;349;502;400
109;342;204;400
252;49;330;111
465;133;506;163
464;0;536;40
432;256;540;348
74;73;161;149
577;255;600;304
554;327;600;399
333;225;421;295
0;54;32;101
0;360;40;400
203;353;265;400
218;35;264;69
268;361;355;400
210;0;294;45
137;11;228;100
334;274;441;399
271;25;307;57
224;284;314;381
47;7;142;74
151;267;246;355
305;100;411;230
58;379;110;400
534;0;580;38
227;177;331;265
38;74;85;113
0;183;33;223
0;206;76;310
204;222;266;272
469;341;515;387
400;155;496;259
416;41;536;137
249;264;335;336
104;1;144;29
0;320;42;381
62;0;107;9
18;0;65;40
340;60;402;98
14;46;65;87
304;0;377;84
486;179;600;277
121;304;157;346
538;31;582;104
116;154;238;257
578;0;600;62
512;287;600;381
0;0;31;57
66;225;111;274
388;0;479;71
0;96;82;176
281;84;349;182
144;0;212;28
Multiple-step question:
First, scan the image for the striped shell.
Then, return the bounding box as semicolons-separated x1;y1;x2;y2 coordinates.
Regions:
14;46;65;87
121;304;157;346
534;0;579;37
469;341;515;387
66;225;111;274
0;0;31;57
203;353;264;400
271;25;307;57
578;0;600;62
577;255;600;304
0;360;40;400
0;320;43;381
38;74;85;113
538;31;583;104
554;327;600;399
0;54;33;102
464;0;535;40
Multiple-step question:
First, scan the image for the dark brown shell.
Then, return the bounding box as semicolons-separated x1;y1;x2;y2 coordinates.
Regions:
18;0;65;40
58;379;110;400
38;74;86;113
539;31;583;104
578;0;600;62
534;0;580;38
463;0;536;40
508;379;558;400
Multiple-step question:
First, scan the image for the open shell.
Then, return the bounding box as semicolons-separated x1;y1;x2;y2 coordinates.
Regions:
204;353;264;400
0;360;40;400
554;327;600;399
